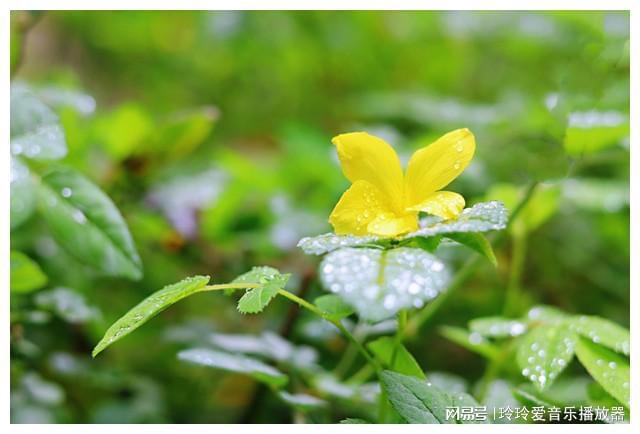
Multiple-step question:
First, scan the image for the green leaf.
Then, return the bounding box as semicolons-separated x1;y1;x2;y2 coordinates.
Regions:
92;275;209;357
233;266;290;314
319;247;450;321
367;336;425;379
487;185;559;235
445;233;497;266
574;337;629;407
511;386;556;408
567;315;629;356
150;106;218;161
10;82;67;160
37;168;142;280
314;294;354;320
340;418;369;424
449;392;489;424
412;235;442;253
439;326;500;360
10;250;48;293
516;324;577;391
178;348;288;388
526;305;568;324
10;157;36;229
469;317;527;338
277;391;326;411
35;287;99;324
563;111;629;156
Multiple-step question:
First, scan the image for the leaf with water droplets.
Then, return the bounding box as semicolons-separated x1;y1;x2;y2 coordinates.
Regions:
277;391;327;411
35;287;100;324
516;324;577;391
574;337;629;407
233;266;290;314
10;157;36;230
92;275;209;357
37;168;143;280
319;247;450;322
439;326;500;360
368;336;425;379
314;294;354;320
567;316;629;356
10;82;67;160
404;201;508;239
525;305;567;324
10;250;48;294
297;233;380;255
469;317;528;338
178;347;287;388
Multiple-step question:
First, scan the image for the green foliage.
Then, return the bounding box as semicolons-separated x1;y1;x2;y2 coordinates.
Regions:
278;391;327;411
314;294;354;320
37;168;143;280
92;276;210;357
233;267;290;314
10;251;48;293
445;233;497;266
367;337;425;379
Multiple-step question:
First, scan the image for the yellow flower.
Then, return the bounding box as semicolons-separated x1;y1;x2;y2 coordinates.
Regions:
329;128;475;237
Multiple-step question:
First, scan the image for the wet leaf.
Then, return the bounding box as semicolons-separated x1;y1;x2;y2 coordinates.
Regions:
10;157;36;229
567;316;629;356
10;250;48;294
178;348;287;388
368;336;425;379
564;110;629;156
297;233;379;255
314;294;354;320
233;267;290;314
574;338;629;407
469;317;528;338
10;82;67;160
92;275;209;357
439;326;500;360
319;247;450;321
35;287;100;324
516;324;577;391
37;168;142;280
277;391;326;411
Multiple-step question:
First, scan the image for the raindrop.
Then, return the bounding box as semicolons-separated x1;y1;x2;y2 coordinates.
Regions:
61;187;72;198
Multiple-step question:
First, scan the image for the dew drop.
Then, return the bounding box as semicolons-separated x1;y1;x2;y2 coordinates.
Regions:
61;187;72;198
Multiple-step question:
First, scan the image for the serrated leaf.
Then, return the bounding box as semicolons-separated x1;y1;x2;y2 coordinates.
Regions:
567;315;629;356
10;157;36;229
314;294;354;320
10;250;48;293
367;336;425;379
277;391;326;411
574;337;629;407
516;324;577;391
233;267;290;314
469;317;527;338
445;232;497;266
439;326;500;360
10;82;67;160
92;275;209;357
178;348;287;388
381;371;453;424
37;168;142;280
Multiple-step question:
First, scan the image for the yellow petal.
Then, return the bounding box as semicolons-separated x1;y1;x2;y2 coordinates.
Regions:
367;212;418;237
407;191;465;220
332;132;404;212
329;180;394;235
405;128;475;206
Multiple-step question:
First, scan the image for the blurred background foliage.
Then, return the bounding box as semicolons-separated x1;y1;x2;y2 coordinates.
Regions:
10;10;629;423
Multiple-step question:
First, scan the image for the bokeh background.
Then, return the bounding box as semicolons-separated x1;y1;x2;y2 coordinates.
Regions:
10;11;629;423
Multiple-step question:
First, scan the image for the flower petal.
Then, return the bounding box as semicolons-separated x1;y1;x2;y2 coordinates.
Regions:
329;180;394;235
367;212;418;237
332;132;404;212
405;128;475;206
406;191;465;220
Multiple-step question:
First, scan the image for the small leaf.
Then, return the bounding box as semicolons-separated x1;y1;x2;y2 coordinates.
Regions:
574;337;629;407
469;317;527;338
10;250;48;293
340;418;369;424
516;324;577;391
381;370;453;424
319;247;450;321
439;326;500;360
92;275;209;357
233;267;290;314
525;305;568;324
35;287;100;324
367;336;425;379
277;391;326;411
10;82;67;160
178;348;288;388
445;232;497;266
314;294;354;320
37;168;143;280
10;157;36;229
567;315;629;356
412;235;442;252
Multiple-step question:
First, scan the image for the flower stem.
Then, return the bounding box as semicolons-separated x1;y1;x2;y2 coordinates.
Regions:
502;231;527;316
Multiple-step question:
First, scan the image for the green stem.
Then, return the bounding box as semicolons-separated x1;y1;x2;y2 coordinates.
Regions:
403;181;539;340
334;323;363;378
380;310;408;423
502;232;527;316
200;283;260;292
277;289;382;374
